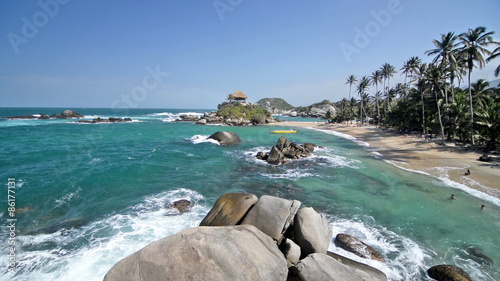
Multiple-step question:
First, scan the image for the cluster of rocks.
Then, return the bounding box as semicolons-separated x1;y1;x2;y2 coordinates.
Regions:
176;111;275;126
257;137;317;164
77;117;133;124
5;109;84;120
104;193;388;281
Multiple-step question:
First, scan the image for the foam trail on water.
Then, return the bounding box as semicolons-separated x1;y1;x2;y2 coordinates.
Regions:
187;135;220;145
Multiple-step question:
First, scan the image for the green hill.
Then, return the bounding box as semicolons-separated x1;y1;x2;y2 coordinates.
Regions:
256;98;295;113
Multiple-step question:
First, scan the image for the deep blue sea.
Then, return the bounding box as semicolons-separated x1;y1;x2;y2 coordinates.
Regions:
0;108;499;281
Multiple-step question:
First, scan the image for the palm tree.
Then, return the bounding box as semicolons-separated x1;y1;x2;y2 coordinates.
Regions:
426;32;459;106
381;63;397;112
458;26;495;145
401;57;422;87
346;75;357;100
426;64;447;144
370;70;383;125
486;45;500;77
356;76;370;125
415;63;429;136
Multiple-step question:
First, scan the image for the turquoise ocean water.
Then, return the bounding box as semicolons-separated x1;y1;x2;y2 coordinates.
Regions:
0;108;499;281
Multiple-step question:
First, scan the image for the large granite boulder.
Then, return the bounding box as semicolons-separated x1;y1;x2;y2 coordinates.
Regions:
200;193;258;226
241;195;301;243
208;131;242;146
291;253;385;281
427;264;472;281
327;251;388;280
294;207;333;258
334;233;385;262
104;225;288;281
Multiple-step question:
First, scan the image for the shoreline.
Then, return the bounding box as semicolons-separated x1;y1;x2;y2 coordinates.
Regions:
272;121;500;202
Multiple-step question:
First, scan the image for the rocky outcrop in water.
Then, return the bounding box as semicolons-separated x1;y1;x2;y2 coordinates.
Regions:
165;199;192;214
334;233;385;262
257;137;317;164
208;131;241;146
427;264;472;281
77;117;133;124
104;193;388;281
5;109;83;119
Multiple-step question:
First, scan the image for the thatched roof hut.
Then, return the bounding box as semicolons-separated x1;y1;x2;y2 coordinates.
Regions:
230;90;248;101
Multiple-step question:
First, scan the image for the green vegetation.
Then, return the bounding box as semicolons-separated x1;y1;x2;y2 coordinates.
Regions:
217;102;272;124
295;99;335;113
334;26;499;151
255;98;295;112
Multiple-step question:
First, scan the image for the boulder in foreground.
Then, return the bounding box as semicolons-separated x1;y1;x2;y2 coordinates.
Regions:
199;193;258;226
292;253;384;281
104;225;288;281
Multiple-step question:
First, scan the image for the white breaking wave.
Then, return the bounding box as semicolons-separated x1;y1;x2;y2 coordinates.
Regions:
314;128;370;147
327;216;432;281
0;189;209;281
187;135;220;145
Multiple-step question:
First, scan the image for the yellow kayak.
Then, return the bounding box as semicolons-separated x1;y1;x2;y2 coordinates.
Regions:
270;130;298;134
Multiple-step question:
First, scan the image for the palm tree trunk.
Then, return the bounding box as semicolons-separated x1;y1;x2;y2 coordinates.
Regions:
435;88;445;144
468;67;475;145
421;90;426;136
376;85;380;126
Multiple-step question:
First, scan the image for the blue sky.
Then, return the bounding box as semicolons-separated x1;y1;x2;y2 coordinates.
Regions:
1;0;499;109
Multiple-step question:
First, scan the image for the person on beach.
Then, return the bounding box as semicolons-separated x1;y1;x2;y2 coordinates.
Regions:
464;169;470;176
450;194;457;200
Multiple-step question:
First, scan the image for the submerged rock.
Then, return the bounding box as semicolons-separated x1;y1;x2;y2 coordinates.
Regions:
465;246;494;265
25;218;88;235
427;264;472;281
104;225;288;281
334;233;385;262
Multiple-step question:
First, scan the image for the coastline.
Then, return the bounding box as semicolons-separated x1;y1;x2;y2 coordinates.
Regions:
273;121;500;201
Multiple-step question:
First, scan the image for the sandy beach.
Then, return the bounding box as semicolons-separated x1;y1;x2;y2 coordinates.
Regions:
273;121;500;200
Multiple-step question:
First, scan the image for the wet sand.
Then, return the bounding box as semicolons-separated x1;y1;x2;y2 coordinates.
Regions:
273;121;500;200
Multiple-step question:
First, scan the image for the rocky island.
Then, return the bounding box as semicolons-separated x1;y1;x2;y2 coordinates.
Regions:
178;90;275;126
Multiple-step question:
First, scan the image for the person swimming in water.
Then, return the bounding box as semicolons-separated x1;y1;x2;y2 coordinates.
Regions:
450;194;457;200
481;204;486;210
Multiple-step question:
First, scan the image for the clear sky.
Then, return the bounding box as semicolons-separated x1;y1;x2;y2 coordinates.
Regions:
1;0;499;109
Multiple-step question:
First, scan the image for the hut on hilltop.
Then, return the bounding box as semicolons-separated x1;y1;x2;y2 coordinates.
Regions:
230;90;248;102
